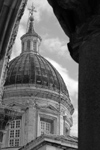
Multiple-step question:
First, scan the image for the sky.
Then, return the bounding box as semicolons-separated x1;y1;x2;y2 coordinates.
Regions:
11;0;78;137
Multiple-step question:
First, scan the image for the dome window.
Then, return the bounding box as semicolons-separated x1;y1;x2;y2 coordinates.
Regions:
36;80;42;84
27;40;30;49
33;41;37;52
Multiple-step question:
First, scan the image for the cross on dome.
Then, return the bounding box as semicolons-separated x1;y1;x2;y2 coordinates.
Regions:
28;3;36;20
26;4;37;33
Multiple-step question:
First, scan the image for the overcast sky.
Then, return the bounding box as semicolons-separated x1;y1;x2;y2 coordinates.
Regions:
11;0;78;137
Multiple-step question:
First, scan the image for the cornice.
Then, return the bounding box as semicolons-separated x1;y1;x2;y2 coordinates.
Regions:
3;85;73;114
19;134;78;150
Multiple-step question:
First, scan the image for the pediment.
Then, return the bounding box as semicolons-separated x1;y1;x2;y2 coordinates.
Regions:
39;104;59;112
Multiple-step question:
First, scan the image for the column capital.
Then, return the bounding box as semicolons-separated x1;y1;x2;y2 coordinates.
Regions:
47;0;100;62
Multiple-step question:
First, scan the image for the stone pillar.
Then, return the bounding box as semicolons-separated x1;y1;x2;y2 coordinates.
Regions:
59;115;63;135
27;107;36;142
78;33;100;150
47;1;100;149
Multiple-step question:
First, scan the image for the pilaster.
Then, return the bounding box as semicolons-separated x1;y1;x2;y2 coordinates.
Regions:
27;107;37;143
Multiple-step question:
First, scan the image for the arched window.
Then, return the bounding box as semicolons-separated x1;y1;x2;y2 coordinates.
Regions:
33;41;37;52
27;40;30;49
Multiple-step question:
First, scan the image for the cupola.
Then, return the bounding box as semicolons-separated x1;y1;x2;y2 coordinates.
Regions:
20;5;42;54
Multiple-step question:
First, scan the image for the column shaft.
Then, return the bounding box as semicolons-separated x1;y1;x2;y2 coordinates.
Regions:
79;34;100;150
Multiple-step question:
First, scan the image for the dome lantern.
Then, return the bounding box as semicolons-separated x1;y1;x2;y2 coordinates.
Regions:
20;4;42;54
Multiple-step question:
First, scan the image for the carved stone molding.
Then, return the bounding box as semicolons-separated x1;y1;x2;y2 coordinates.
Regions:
3;86;74;115
6;0;28;58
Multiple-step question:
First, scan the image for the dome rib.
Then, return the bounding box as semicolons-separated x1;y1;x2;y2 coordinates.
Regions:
30;54;36;84
44;58;55;89
21;54;27;84
44;58;60;92
39;56;50;88
29;54;32;83
35;54;43;86
15;55;23;84
8;56;19;85
23;54;30;83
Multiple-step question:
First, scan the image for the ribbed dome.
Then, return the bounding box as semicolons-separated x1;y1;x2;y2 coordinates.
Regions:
4;8;69;97
5;52;69;96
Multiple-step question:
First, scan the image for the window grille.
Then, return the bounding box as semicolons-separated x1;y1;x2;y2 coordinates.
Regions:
41;120;51;134
9;139;14;147
9;120;21;147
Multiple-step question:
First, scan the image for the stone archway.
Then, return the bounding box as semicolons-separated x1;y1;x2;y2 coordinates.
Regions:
0;0;28;102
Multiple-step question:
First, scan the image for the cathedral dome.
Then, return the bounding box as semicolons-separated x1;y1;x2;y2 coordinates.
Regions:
4;7;69;96
3;6;74;115
5;52;68;96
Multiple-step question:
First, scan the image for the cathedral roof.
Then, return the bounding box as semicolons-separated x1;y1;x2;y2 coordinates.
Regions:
5;52;69;96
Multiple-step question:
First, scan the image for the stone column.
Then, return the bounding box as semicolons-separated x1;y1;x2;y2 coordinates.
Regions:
78;33;100;150
47;1;100;149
